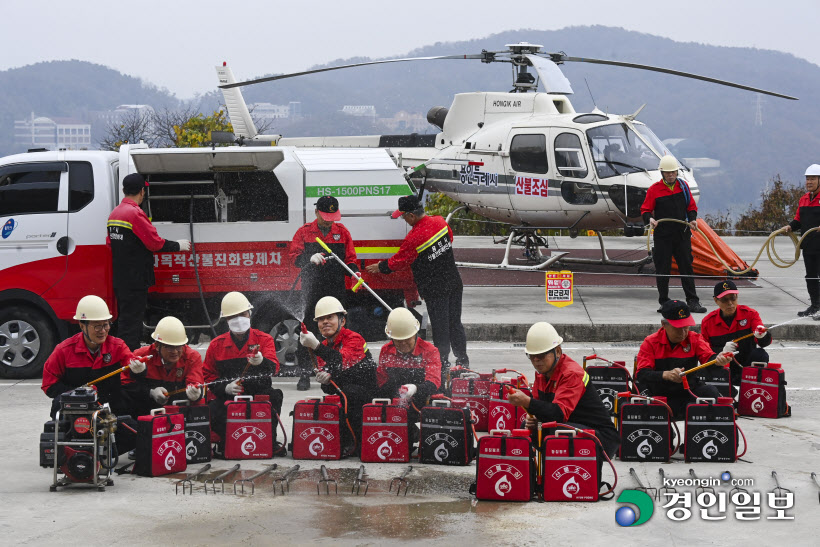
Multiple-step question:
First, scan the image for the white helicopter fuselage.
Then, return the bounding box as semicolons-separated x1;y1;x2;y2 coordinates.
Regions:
280;91;697;233
397;91;698;232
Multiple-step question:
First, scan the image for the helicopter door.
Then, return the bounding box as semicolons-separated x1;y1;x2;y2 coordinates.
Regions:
550;129;607;217
504;132;563;226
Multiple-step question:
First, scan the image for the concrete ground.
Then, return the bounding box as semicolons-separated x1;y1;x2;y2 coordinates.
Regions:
1;235;819;545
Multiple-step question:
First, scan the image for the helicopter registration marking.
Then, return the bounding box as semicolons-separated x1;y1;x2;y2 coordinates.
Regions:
515;176;552;197
546;271;573;308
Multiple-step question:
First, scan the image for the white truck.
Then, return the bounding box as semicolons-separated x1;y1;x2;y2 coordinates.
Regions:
0;143;418;378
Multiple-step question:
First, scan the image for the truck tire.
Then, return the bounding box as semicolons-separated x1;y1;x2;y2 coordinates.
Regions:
0;305;56;379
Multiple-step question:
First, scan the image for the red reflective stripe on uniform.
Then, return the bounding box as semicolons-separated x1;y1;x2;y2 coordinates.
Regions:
315;327;367;372
41;332;133;394
123;344;204;386
636;329;715;374
203;328;280;381
376;338;441;389
532;354;586;421
107;199;167;252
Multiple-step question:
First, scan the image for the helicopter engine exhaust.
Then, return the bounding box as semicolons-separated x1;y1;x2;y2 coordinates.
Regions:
427;106;448;131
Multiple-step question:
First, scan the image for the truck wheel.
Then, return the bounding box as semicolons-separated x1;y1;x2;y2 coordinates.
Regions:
0;305;56;379
270;319;302;377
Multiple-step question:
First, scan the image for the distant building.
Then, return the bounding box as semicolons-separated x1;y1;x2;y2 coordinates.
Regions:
14;112;91;150
91;104;155;127
379;110;430;133
341;105;377;118
249;102;301;121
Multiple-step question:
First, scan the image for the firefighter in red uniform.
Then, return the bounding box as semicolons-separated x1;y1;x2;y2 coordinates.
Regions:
203;292;284;455
366;195;469;369
376;307;442;449
641;155;706;314
299;296;376;453
289;195;360;390
107;173;190;350
782;163;820;317
701;280;771;395
42;295;143;420
122;316;204;416
636;300;732;419
507;322;619;458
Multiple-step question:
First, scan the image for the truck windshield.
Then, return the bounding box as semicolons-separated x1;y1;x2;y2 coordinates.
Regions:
586;123;661;179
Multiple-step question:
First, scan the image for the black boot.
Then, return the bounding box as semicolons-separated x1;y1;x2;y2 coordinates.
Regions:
296;370;311;391
687;300;707;314
798;303;820;317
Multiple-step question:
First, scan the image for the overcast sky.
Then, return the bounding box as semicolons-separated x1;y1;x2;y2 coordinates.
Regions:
3;0;816;98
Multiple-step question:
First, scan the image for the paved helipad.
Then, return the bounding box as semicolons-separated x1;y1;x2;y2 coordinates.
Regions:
1;235;818;545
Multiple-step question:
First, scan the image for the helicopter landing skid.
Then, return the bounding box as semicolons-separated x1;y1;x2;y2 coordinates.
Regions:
455;228;651;272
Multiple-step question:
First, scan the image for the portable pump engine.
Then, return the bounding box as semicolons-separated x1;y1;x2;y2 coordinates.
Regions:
43;386;120;491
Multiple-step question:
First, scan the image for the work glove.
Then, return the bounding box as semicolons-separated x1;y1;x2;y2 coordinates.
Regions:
649;217;658;229
128;359;146;374
225;380;243;397
722;341;738;354
300;330;320;350
310;253;326;265
150;387;169;405
176;239;191;252
754;325;768;339
316;371;332;385
186;384;201;401
399;384;417;401
248;351;264;366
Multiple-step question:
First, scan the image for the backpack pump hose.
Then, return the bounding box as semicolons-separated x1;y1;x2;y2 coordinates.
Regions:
190;194;217;339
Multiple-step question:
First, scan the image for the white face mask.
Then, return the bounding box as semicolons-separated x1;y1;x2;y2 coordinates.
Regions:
227;316;251;334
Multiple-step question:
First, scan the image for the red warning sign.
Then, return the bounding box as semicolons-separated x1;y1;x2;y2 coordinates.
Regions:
545;271;574;308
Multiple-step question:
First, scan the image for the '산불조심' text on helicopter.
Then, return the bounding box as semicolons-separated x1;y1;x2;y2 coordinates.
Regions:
217;42;797;272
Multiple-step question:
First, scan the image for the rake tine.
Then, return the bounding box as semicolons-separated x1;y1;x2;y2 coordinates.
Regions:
317;465;337;495
629;467;657;499
175;463;212;495
204;464;240;494
770;470;792;497
233;464;277;496
689;468;714;496
272;465;301;496
389;465;413;496
657;468;676;500
352;465;369;496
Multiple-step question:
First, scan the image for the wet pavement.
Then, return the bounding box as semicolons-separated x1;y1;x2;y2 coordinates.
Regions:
2;235;819;544
2;340;820;545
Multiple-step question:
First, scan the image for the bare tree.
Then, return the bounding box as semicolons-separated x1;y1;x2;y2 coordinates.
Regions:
148;104;201;147
98;110;155;150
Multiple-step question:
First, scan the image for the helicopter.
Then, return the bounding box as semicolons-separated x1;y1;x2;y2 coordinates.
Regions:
217;43;798;272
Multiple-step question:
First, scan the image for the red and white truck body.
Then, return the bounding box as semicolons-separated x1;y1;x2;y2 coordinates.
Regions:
0;144;416;378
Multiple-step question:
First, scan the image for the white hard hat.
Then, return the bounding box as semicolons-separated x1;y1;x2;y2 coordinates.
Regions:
73;295;112;321
151;316;188;346
314;296;347;321
805;164;820;177
385;308;420;341
220;291;253;318
658;155;679;172
525;322;563;355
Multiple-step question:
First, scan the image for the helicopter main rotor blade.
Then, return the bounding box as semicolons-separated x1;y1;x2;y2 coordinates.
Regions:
559;55;798;100
220;54;487;89
523;54;574;94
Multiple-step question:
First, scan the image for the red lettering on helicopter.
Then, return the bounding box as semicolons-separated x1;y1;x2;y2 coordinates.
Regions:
515;176;550;197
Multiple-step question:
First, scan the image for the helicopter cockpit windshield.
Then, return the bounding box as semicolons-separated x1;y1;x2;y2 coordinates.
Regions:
586;123;663;178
